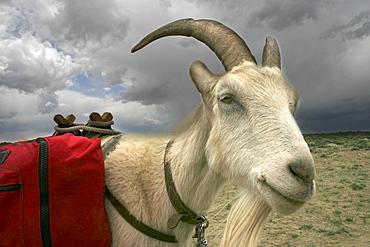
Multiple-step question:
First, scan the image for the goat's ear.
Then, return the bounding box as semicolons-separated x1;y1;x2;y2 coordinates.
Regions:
189;60;219;95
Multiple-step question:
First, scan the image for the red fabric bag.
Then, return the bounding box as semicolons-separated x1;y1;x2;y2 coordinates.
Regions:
0;134;111;247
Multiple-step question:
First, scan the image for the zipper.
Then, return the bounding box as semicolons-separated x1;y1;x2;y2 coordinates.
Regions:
0;184;22;192
36;138;52;247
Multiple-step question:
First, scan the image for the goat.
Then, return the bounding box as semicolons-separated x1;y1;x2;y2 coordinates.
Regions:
104;18;316;247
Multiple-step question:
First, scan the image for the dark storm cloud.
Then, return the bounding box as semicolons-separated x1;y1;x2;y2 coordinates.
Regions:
45;0;130;47
120;79;176;106
321;9;370;40
246;0;326;31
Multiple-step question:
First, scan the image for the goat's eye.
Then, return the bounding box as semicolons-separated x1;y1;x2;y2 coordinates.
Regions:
289;103;297;114
221;96;234;104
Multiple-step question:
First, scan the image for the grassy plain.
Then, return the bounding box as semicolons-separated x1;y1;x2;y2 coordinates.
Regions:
200;132;370;247
2;132;369;246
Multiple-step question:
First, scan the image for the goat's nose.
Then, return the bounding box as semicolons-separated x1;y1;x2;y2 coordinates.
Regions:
289;162;315;184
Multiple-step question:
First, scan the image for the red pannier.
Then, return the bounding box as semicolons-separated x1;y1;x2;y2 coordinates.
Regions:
0;134;111;247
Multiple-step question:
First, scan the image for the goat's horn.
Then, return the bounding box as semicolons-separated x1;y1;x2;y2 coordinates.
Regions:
262;37;281;69
131;18;257;72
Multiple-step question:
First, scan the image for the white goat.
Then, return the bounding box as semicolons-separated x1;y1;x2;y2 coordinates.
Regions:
104;18;316;247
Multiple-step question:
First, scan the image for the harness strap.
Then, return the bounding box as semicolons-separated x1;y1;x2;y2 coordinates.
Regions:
105;188;178;243
164;140;208;229
103;135;178;243
105;138;206;244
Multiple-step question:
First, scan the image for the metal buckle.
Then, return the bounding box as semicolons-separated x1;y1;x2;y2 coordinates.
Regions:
194;216;209;247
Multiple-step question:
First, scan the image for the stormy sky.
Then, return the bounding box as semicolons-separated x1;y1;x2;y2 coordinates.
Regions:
1;0;369;141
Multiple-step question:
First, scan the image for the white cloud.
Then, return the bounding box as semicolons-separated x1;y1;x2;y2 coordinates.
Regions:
0;32;80;92
0;88;175;141
136;117;162;126
34;0;130;50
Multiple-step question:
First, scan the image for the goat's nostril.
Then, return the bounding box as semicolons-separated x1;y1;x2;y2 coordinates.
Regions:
289;163;315;184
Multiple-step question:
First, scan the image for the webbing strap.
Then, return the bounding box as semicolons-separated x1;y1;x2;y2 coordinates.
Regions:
164;140;208;228
105;188;178;243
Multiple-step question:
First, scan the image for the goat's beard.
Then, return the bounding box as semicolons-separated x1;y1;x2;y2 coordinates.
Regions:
220;190;271;247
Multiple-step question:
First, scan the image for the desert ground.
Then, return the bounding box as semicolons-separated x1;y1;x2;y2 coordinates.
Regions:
195;132;369;247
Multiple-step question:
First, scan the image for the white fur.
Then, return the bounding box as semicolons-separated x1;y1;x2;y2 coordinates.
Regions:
104;61;316;246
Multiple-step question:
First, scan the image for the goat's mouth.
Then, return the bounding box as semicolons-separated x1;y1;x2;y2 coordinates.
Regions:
263;181;305;205
256;176;315;215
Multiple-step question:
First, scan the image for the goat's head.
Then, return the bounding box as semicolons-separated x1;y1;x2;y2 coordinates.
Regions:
132;18;316;215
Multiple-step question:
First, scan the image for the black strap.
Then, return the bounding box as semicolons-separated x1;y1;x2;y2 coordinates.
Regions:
105;187;178;243
164;140;208;229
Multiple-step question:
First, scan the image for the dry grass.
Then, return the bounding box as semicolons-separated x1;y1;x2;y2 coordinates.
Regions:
4;132;368;246
196;132;370;246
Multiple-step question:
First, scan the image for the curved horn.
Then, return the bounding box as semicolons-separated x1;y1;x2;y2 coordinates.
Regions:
131;18;256;72
262;36;281;69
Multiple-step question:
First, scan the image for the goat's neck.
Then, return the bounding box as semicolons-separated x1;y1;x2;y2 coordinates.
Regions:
169;106;226;214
